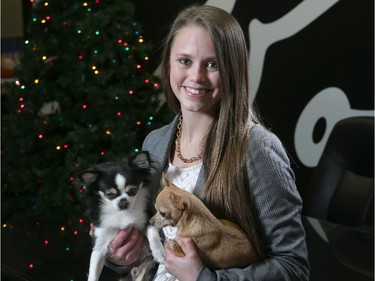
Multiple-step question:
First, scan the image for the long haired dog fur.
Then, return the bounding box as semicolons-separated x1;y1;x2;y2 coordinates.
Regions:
78;151;165;281
150;177;258;269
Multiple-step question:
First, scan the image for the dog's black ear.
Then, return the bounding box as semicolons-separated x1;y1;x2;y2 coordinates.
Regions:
78;170;100;186
129;151;151;169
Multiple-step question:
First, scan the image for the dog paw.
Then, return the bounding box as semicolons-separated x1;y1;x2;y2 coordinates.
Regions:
153;247;166;264
146;225;166;263
167;240;185;257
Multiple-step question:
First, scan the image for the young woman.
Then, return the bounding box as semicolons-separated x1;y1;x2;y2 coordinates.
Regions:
104;5;309;281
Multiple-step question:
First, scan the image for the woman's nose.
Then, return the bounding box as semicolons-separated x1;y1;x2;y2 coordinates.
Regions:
189;64;206;83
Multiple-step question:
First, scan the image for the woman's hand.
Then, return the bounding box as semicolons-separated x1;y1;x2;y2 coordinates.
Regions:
107;227;146;266
89;224;145;266
165;237;203;281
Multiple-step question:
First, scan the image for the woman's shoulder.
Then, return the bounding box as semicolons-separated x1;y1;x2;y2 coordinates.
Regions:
250;123;282;147
147;121;174;138
249;122;291;164
248;123;297;194
143;115;178;150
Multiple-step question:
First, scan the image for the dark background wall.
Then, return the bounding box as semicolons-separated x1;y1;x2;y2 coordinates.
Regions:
132;0;374;198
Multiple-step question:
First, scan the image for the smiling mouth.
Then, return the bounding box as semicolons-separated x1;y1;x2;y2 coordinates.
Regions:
185;86;207;95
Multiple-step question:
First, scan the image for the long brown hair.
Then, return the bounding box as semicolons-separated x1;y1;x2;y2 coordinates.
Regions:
161;5;264;258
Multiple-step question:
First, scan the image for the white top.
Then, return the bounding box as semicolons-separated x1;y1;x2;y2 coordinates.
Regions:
153;161;202;281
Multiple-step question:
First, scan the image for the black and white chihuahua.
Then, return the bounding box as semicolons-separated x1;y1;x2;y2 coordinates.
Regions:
78;151;165;281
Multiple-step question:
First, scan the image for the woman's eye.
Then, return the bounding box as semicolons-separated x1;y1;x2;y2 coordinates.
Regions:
178;58;190;65
207;61;218;69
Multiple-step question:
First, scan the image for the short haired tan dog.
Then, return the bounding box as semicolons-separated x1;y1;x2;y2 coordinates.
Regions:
150;177;258;269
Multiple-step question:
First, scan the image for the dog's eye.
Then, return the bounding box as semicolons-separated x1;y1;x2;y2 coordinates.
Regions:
105;188;118;199
159;211;171;219
159;211;166;218
127;186;139;196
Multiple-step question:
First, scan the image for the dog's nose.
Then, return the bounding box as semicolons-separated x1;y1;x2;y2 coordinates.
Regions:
118;198;129;210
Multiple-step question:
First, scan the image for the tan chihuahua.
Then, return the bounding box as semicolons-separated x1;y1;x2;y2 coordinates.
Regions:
150;177;258;269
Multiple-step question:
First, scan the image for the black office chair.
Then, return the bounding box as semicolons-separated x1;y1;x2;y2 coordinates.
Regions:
303;116;374;227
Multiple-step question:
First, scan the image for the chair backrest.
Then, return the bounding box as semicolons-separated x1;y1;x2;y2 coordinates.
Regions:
303;116;374;227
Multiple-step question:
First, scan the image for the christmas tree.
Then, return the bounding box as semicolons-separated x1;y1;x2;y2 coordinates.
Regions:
2;0;171;222
1;0;174;279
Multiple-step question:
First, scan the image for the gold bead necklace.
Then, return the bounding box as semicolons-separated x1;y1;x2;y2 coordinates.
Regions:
175;115;203;163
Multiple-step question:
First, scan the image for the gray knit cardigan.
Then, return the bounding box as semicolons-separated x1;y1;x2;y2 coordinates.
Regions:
142;115;310;281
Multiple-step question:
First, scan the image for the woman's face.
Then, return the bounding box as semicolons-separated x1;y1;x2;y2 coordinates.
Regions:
169;26;222;115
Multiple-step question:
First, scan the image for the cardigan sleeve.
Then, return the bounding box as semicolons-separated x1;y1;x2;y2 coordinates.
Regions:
196;124;309;281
